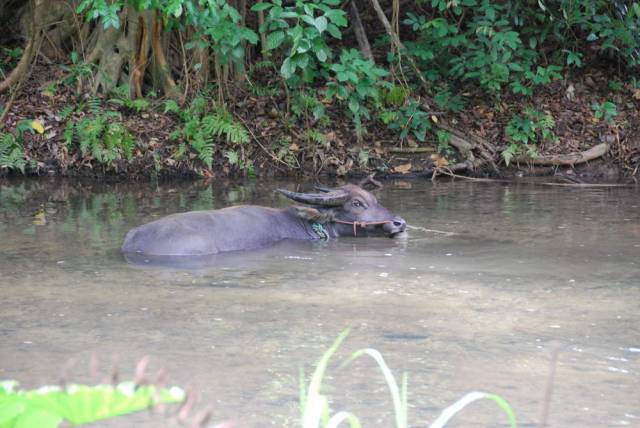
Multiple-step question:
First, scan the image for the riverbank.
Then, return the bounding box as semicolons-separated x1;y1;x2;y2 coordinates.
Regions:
1;61;638;183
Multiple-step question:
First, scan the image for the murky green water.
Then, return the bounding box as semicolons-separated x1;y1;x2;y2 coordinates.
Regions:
0;178;638;427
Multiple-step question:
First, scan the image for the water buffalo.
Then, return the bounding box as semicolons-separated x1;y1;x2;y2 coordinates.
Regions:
121;183;406;257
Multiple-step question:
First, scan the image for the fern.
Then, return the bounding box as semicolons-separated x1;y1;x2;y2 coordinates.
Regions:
251;84;279;97
0;133;27;173
202;109;249;144
63;122;75;146
190;96;208;118
189;134;215;168
87;96;102;115
164;99;181;115
67;113;137;167
251;60;274;70
59;105;75;120
171;101;250;170
305;129;329;147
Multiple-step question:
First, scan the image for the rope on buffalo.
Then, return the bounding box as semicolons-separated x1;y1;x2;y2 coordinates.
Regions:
329;219;456;237
405;224;456;236
332;219;392;236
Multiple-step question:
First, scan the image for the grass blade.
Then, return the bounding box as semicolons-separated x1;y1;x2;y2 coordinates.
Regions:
348;348;407;428
302;329;350;428
428;391;517;428
326;411;361;428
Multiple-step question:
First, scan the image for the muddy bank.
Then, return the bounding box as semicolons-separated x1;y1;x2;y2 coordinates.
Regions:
1;63;638;183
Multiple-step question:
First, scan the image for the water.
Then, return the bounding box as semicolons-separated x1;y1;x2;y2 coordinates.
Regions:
0;178;639;427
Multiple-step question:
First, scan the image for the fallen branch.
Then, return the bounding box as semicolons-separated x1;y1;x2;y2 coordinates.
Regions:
233;112;294;170
516;143;609;166
388;147;435;154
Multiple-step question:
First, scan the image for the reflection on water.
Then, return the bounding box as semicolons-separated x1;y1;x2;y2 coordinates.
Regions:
0;178;639;427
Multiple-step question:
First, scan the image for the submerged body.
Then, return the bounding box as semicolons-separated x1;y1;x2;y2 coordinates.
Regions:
122;206;317;256
121;184;406;257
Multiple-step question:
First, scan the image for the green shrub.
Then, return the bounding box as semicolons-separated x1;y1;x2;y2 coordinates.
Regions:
401;0;638;98
381;99;431;144
252;0;348;84
592;101;618;123
326;49;389;138
503;108;556;165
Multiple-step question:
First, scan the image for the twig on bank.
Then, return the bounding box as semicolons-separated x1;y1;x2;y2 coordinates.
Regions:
232;112;294;170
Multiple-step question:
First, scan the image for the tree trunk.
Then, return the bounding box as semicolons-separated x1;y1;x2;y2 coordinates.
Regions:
151;10;180;99
0;0;45;93
349;0;373;62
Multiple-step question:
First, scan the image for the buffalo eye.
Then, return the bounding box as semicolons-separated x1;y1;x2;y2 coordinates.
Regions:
352;199;364;208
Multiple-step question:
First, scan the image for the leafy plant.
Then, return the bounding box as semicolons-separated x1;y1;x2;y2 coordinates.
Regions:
272;137;301;167
59;51;94;87
326;49;389;138
384;85;409;107
65;112;137;167
109;84;150;112
381;99;431;144
608;79;624;92
292;91;326;123
1;47;23;74
436;129;453;155
0;134;26;174
252;0;348;83
503;108;556;165
0;379;184;428
592;101;618;123
433;85;464;112
184;0;258;72
0;121;36;173
167;98;249;171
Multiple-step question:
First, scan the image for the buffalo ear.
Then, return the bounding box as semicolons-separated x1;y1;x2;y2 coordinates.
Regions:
292;206;334;223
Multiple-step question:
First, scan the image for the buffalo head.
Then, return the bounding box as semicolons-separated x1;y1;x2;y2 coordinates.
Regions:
277;183;406;237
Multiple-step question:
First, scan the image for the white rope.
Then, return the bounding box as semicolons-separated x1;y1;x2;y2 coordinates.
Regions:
405;224;456;236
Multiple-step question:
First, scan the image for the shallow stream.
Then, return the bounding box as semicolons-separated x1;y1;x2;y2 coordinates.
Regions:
0;178;638;427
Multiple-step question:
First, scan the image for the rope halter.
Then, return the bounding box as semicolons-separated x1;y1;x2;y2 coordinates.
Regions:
332;219;393;236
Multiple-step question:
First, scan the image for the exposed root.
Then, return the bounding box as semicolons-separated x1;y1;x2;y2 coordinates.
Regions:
0;0;44;94
130;14;150;99
516;143;609;166
151;10;181;100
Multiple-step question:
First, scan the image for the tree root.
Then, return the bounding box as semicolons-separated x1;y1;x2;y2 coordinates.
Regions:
0;0;44;94
515;143;609;166
151;10;181;100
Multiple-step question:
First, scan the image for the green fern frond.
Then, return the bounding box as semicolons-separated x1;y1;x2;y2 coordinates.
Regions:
87;97;102;115
59;106;75;120
0;133;27;173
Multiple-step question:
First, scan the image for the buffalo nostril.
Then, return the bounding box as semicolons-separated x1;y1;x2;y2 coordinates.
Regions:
392;218;406;229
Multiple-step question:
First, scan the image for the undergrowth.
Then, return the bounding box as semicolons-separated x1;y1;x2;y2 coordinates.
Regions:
165;97;251;173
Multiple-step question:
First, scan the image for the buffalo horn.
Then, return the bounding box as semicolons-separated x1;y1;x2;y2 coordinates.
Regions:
314;185;331;193
277;189;349;206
